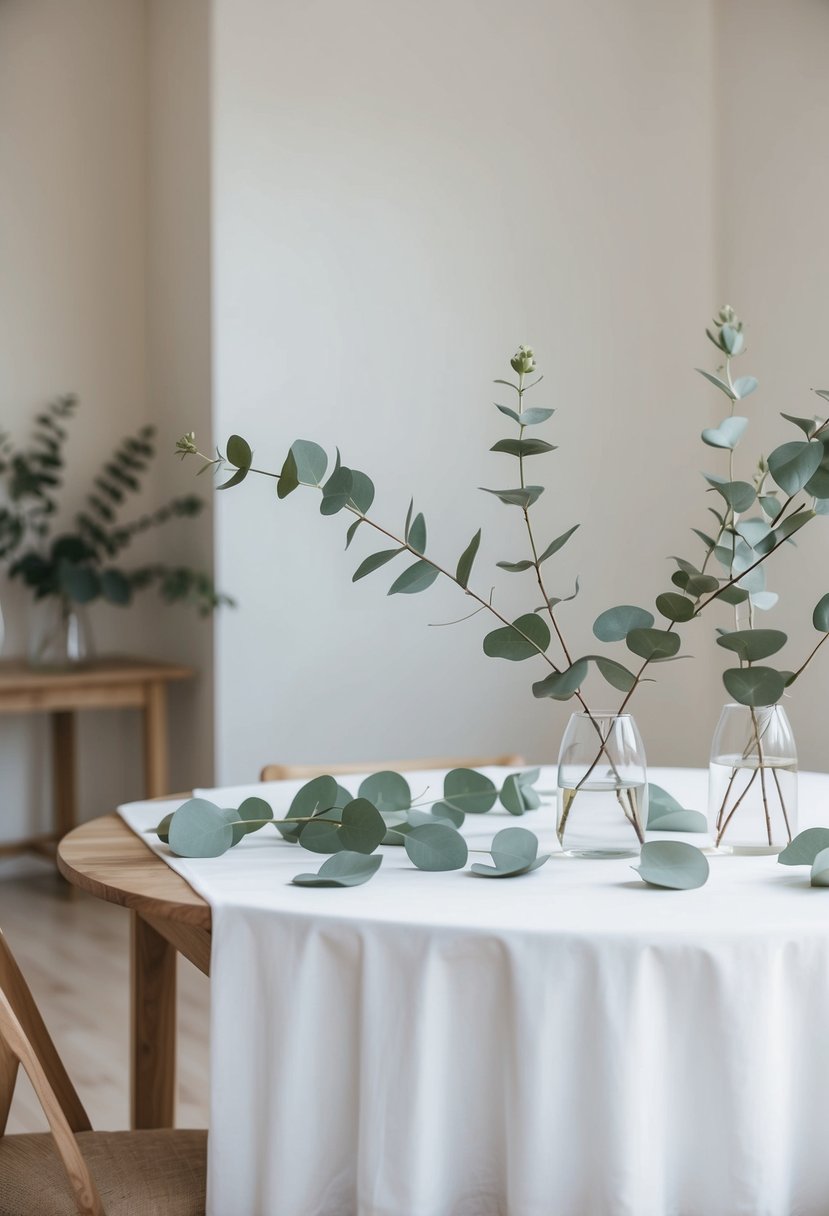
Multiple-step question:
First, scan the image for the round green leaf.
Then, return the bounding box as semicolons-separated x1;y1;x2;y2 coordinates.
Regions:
60;565;100;604
320;466;353;515
226;434;252;469
443;768;497;814
813;593;829;632
722;666;786;707
404;822;469;871
810;847;829;887
532;658;589;700
231;796;274;844
100;569;132;605
518;407;554;425
593;605;654;642
348;470;375;514
490;438;556;458
290;439;328;485
701;416;748;450
655;593;695;623
292;852;383;888
427;801;466;828
646;784;706;832
704;476;756;512
779;828;829;866
167;798;234;858
589;655;637;693
633;841;709;890
499;773;538;815
625;628;681;661
767;440;823;495
278;775;338;841
715;629;787;662
733;376;758;399
358;771;411;814
483;613;551;661
470;827;549;878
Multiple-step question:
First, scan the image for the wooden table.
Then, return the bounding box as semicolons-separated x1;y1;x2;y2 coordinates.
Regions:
58;812;209;1129
0;657;193;860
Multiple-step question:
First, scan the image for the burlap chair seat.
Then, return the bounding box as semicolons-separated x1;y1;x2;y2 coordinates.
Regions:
0;1128;206;1216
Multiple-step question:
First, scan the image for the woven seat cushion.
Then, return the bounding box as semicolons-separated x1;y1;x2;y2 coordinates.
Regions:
0;1128;206;1216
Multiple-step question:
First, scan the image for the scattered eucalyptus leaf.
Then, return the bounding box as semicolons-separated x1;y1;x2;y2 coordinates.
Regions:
633;841;709;890
779;829;829;866
444;768;498;814
810;848;829;887
300;798;386;855
358;771;411;814
292;851;383;888
646;784;706;833
404;822;469;871
470;827;549;878
278;775;338;842
231;796;274;844
781;413;819;438
167;798;235;858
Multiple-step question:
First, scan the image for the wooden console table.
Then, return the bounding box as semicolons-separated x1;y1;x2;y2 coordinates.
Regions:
0;657;193;860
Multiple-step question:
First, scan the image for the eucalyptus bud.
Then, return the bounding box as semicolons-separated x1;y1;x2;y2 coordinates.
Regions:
176;432;198;459
510;345;536;376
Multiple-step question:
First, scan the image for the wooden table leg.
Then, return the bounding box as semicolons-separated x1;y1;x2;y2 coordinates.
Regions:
143;681;169;799
51;711;77;840
131;912;176;1129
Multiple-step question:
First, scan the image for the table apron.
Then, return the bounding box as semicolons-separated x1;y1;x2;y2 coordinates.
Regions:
0;685;148;713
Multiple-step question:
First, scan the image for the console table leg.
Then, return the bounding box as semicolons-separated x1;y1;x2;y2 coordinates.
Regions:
143;681;169;798
131;911;176;1128
51;711;76;840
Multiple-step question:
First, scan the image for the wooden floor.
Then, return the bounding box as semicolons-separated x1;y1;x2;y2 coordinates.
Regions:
0;860;210;1133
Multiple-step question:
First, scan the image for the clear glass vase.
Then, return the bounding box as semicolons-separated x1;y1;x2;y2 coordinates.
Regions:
708;703;797;854
556;712;648;858
28;596;95;668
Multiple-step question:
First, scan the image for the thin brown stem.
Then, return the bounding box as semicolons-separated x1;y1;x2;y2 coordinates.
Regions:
715;766;759;846
771;766;793;844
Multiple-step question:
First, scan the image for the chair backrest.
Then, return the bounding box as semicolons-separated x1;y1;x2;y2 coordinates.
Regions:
0;929;103;1215
260;753;526;782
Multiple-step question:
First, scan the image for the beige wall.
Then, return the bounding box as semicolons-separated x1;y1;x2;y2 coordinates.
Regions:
211;0;720;780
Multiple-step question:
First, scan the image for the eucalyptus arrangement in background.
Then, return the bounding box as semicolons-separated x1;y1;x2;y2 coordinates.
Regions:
175;309;829;859
0;396;231;665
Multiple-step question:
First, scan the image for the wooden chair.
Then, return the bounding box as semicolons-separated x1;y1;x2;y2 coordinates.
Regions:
260;753;525;781
0;929;206;1216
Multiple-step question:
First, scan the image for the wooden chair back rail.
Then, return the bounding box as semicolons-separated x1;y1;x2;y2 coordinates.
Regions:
0;957;104;1215
261;753;526;782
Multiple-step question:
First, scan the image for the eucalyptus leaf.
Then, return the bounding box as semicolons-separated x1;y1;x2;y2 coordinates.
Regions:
538;525;579;565
300;798;386;855
593;605;655;643
733;376;758;399
704;475;756;512
226;435;252;469
348;470;375;514
424;801;466;828
217;466;248;491
750;591;779;612
320;466;353;515
701;416;748;450
735;518;771;548
759;495;783;520
155;811;174;844
715;629;787;662
778;828;829;866
496;559;534;572
811;848;829;886
813;593;829;632
490;438;556;458
292;851;383;888
755;509;815;554
231;796;274;844
647;784;706;833
495;403;521;424
388;559;440;595
352;548;401;581
781;413;818;438
278;775;338;842
767;441;823;495
483;613;551;661
480;485;544;509
633;841;710;890
718;585;750;606
358;771;411;814
290;439;328;485
518;408;555;426
276;449;299;500
404;822;469;871
456;529;481;588
444;768;498;814
345;518;362;549
696;369;736;400
720;324;744;355
722;666;786;707
499;774;535;815
655;592;695;623
407;512;427;553
470;827;549;877
167;798;235;858
626;628;681;661
532;657;589;700
685;573;722;597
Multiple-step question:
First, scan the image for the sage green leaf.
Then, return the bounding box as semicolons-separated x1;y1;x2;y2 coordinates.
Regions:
692;528;717;550
480;485;544;509
810;848;829;886
655;592;695;623
425;801;466;828
759;495;782;520
499;774;539;815
733;376;758;399
407;512;427;553
456;529;481;588
538;525;579;565
358;771;411;814
490;438;556;457
750;591;778;612
155;811;174;844
221;808;243;846
167;798;234;858
588;655;637;692
496;559;534;572
231;796;274;844
388;559;440;595
295;808;341;853
646;784;706;833
226;434;252;469
720;324;744;355
352;548;401;581
767;441;823;495
518;408;555;425
705;475;756;512
805;456;829;498
444;768;498;814
532;657;589;700
815;390;829;403
716;628;787;661
779;828;829;866
696;369;736;400
495;403;521;424
816;498;829;516
470;827;549;877
278;775;338;842
813;594;829;632
722;666;786;707
100;569;132;605
781;413;819;438
345;518;362;549
290;439;327;485
277;449;299;500
755;509;815;554
483;613;550;661
736;518;771;548
633;841;709;889
301;798;386;855
685;572;723;596
593;605;655;642
405;809;460;830
404;822;469;871
217;466;248;490
320;466;353;515
404;497;413;537
718;585;750;606
546;577;580;608
292;852;383;888
626;628;681;661
701;416;748;450
348;470;375;514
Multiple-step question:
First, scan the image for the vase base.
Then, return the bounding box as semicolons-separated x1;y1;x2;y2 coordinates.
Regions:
713;843;784;857
561;847;640;860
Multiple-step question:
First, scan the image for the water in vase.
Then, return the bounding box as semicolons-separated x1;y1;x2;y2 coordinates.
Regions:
709;754;797;854
556;780;647;859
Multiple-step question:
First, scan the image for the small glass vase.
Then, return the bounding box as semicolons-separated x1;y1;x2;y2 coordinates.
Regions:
708;703;797;854
556;712;648;858
28;596;95;668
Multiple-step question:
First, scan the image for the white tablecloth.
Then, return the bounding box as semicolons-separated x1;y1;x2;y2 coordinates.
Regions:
119;766;829;1216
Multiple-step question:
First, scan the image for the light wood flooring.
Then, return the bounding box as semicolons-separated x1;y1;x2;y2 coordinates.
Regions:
0;859;210;1133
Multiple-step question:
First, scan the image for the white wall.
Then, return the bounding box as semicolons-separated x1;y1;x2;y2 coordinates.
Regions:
715;0;829;770
211;0;719;781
